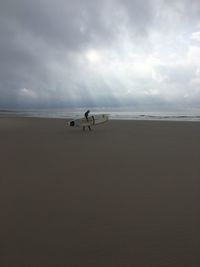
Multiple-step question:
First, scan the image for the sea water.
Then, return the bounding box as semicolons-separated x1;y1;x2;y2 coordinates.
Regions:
1;108;200;122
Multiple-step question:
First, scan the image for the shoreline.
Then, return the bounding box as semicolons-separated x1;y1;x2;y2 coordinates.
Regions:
1;109;200;122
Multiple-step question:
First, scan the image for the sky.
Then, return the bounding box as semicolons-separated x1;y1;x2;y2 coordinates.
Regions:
0;0;200;110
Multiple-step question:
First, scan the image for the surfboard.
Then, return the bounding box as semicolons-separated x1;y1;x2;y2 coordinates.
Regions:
67;114;109;128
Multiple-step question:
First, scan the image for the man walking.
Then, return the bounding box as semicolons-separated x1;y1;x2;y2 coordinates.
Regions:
83;110;91;131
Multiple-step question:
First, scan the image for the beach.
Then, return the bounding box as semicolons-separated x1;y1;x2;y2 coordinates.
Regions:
0;117;199;266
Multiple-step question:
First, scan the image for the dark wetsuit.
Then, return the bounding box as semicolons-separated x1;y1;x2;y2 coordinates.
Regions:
85;110;90;121
83;110;91;131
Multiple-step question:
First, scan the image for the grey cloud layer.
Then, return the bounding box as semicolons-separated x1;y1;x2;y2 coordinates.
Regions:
0;0;200;108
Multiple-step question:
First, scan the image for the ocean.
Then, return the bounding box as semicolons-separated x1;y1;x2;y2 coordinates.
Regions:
1;108;200;122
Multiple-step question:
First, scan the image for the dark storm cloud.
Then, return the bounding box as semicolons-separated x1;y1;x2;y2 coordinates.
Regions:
0;0;156;107
1;0;113;50
0;0;200;108
1;0;156;49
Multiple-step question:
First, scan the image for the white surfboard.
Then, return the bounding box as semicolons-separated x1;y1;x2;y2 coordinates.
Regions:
67;114;109;128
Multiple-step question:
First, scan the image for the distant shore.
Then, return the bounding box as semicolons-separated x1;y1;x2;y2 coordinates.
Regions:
0;117;199;266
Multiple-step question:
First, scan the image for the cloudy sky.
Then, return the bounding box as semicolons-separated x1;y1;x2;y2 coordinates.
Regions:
1;0;200;110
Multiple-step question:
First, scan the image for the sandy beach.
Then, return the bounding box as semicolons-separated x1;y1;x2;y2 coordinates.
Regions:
0;117;199;266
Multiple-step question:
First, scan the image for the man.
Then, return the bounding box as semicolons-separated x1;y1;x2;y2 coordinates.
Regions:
83;110;91;131
85;110;90;121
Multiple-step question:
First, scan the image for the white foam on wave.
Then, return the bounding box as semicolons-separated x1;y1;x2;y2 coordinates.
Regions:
1;109;200;122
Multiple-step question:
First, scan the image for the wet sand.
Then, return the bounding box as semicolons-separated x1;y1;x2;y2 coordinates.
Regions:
0;117;199;266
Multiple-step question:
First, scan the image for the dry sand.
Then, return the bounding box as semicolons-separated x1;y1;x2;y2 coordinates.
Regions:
0;117;199;266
